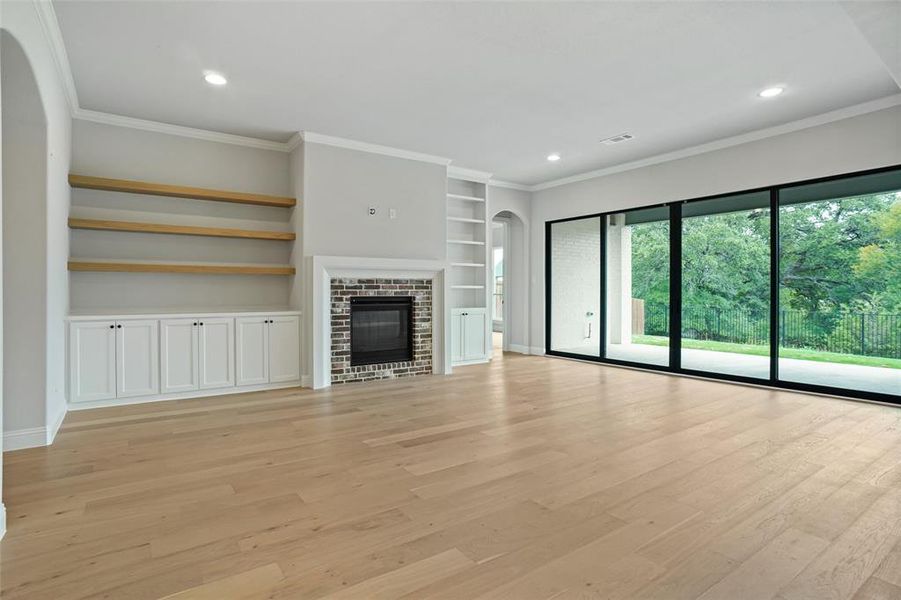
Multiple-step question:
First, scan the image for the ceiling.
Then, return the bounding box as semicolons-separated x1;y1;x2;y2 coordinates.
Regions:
54;1;900;186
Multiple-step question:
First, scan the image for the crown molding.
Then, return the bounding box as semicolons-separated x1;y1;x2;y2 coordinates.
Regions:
531;93;901;192
285;132;304;152
447;166;493;183
489;179;531;192
302;132;451;166
73;108;292;152
33;0;79;112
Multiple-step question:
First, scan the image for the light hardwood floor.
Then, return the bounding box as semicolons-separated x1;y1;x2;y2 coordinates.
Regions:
3;349;901;599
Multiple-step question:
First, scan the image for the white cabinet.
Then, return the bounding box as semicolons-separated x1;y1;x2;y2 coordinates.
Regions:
70;320;158;403
161;319;198;394
199;318;235;390
451;312;464;364
69;321;117;403
69;311;300;407
236;316;270;386
161;317;234;394
451;308;488;365
116;320;159;398
268;316;301;383
236;315;300;386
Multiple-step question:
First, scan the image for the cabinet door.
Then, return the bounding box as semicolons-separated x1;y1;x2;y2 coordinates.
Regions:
198;317;235;390
160;319;198;394
116;320;159;398
450;312;464;363
268;316;300;383
236;317;269;386
69;321;117;403
462;310;488;361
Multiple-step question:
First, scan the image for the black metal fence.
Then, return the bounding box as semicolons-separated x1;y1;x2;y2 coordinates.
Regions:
642;302;901;359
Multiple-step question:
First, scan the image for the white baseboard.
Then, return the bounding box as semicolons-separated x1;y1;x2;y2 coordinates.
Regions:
4;426;49;451
301;375;312;388
452;357;491;367
0;502;6;540
47;404;68;445
529;346;546;355
67;380;304;411
507;344;530;354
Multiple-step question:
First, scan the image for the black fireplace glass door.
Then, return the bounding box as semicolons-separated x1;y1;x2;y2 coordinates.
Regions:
350;297;414;365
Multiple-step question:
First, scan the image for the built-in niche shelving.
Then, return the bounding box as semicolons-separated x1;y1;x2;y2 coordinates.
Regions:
446;173;491;365
446;176;489;309
68;173;299;314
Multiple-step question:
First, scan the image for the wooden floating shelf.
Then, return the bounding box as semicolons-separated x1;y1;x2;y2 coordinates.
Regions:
68;218;295;241
447;239;485;245
452;285;485;290
68;261;295;276
447;217;486;224
451;262;486;267
69;174;296;208
447;193;485;203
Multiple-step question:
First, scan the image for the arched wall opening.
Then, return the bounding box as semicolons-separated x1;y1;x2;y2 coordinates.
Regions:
1;30;50;450
490;208;529;354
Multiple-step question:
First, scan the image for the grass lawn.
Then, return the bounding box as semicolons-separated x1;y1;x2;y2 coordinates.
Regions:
632;335;901;369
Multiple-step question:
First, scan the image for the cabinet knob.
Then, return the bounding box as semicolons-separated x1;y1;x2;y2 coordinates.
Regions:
109;325;115;329
200;322;204;326
193;322;198;326
117;324;122;329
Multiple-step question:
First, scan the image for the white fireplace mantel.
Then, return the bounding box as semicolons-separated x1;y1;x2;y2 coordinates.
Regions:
308;255;448;389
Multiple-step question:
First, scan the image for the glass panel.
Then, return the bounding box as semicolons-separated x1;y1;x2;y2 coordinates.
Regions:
681;192;771;378
549;217;601;357
779;172;901;396
605;207;670;366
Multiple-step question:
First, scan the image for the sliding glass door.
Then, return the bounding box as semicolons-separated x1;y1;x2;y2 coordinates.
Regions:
548;217;601;357
778;170;901;396
680;192;771;379
605;207;670;366
545;166;899;403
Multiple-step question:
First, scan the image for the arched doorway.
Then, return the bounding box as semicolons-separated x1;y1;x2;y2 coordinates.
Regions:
490;209;529;355
1;30;50;455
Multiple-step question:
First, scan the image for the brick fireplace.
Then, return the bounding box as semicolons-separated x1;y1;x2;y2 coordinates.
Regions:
330;278;432;384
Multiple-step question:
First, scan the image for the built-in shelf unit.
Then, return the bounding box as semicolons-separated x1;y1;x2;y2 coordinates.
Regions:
446;172;490;365
68;173;299;314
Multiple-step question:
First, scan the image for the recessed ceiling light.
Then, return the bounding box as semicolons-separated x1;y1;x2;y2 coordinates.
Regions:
758;86;784;98
204;71;227;86
547;153;561;162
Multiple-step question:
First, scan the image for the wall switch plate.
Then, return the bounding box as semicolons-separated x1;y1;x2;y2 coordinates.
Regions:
389;208;397;219
368;206;377;216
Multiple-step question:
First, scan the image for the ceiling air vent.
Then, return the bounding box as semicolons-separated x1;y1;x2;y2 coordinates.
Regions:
600;133;635;146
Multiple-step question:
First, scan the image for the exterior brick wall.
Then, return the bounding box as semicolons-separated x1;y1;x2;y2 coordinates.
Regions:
550;218;602;352
330;278;433;384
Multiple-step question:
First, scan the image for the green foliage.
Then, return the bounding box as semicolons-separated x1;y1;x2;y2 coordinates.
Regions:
627;191;901;359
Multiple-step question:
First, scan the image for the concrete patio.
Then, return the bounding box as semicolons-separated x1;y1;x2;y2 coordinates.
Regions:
556;343;900;396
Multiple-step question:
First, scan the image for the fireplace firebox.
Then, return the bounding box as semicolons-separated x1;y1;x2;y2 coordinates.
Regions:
350;296;414;366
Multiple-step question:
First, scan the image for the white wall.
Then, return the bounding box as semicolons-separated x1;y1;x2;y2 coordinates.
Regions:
489;185;532;352
72;120;290;195
530;104;901;349
1;0;73;457
302;142;447;260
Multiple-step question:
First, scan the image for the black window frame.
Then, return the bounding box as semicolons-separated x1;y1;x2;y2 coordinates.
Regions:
544;163;901;406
